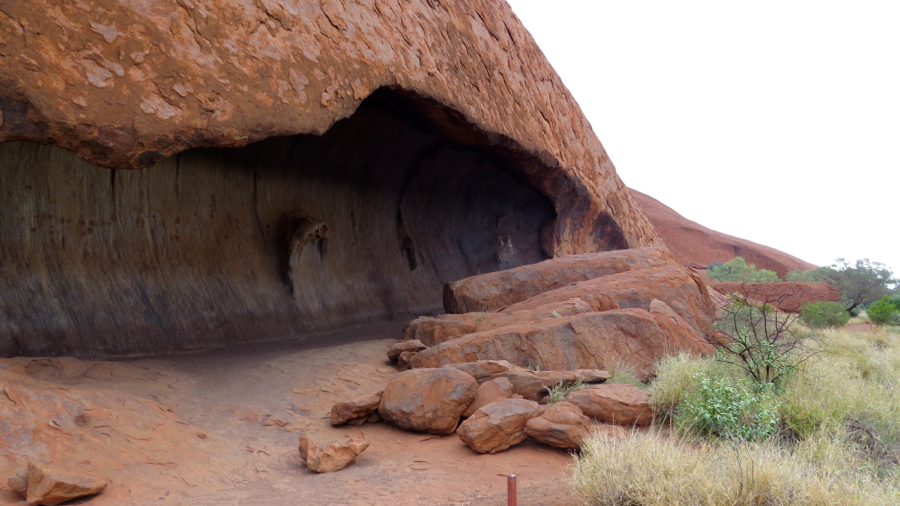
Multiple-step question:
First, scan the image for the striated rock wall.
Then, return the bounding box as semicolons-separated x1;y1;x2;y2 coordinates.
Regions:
0;0;663;356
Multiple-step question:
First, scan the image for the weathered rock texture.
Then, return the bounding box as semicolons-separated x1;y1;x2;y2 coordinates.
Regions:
711;282;842;312
456;399;543;454
0;0;663;357
411;309;712;381
330;391;383;426
23;461;108;506
524;401;591;449
631;189;816;278
566;383;654;427
298;435;369;474
378;368;477;435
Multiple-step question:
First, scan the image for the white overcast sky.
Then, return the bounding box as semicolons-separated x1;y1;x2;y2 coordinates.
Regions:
507;1;899;275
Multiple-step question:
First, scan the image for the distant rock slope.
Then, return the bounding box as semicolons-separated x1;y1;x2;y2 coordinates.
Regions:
630;189;817;279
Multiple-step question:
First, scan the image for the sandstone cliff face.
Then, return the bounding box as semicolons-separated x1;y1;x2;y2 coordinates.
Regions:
0;0;662;356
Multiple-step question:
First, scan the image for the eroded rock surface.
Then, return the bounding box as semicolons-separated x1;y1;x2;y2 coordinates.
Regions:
23;461;108;506
456;399;544;454
330;391;383;426
378;368;477;435
462;377;521;418
0;0;663;357
524;401;591;449
298;435;369;474
411;309;710;381
566;383;654;427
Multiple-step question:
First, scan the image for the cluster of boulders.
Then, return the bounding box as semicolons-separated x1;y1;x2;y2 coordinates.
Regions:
7;461;107;506
298;248;717;472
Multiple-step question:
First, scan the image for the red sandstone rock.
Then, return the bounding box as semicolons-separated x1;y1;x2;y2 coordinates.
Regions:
502;265;716;335
396;351;416;372
0;0;665;358
443;248;674;313
411;309;711;381
443;360;521;383
330;391;383;426
387;340;428;362
298;435;369;474
378;368;477;435
566;384;654;427
8;470;27;497
524;401;591;448
711;282;841;312
503;369;610;402
462;377;521;418
631;189;817;279
404;298;594;346
456;399;544;454
25;461;107;506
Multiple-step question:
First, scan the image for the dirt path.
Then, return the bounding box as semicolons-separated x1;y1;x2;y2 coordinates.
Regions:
1;321;583;505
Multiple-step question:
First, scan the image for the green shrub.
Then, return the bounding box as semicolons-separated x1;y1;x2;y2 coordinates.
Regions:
800;301;851;329
786;267;833;283
675;373;780;441
707;257;781;283
868;297;900;326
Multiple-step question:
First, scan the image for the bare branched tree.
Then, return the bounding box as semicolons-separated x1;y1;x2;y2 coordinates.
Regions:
713;286;821;389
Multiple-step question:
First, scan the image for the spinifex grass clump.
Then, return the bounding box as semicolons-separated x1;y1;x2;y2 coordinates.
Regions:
574;309;900;505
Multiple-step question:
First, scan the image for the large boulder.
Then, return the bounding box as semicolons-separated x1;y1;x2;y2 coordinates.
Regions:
404;298;594;346
456;399;544;454
462;377;522;418
501;265;717;335
0;0;663;358
524;401;592;449
378;368;477;435
411;309;712;381
566;383;654;427
711;282;842;312
443;248;674;313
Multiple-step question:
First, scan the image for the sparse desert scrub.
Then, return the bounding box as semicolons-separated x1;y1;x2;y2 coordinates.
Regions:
574;322;900;505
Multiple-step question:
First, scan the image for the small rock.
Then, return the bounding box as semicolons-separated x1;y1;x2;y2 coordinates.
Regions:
524;401;591;448
330;391;383;426
462;377;521;418
25;461;107;506
456;399;544;454
566;383;654;426
8;470;27;496
505;369;609;401
298;435;369;473
366;411;382;423
396;351;415;372
379;368;477;434
387;340;427;362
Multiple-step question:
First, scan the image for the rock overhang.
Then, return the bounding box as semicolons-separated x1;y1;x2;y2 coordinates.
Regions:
0;0;664;357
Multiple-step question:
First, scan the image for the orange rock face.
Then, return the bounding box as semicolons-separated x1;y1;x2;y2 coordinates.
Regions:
0;0;663;357
410;309;711;381
456;399;544;454
443;248;674;313
378;368;478;435
711;282;841;312
524;401;592;449
566;383;654;427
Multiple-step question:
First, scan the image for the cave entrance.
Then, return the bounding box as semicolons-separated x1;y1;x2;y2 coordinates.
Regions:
0;88;558;357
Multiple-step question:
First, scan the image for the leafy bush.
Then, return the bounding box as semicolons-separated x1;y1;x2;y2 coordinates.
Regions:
706;257;781;283
786;267;833;283
676;373;780;441
868;296;900;326
800;301;851;329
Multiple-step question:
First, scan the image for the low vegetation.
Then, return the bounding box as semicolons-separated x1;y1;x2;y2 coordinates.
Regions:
573;304;900;505
706;257;780;283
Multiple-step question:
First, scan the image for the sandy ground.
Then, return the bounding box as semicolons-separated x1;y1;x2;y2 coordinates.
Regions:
0;320;583;506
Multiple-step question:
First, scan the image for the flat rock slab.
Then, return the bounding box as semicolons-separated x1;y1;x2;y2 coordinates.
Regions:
299;436;369;473
524;401;591;449
504;369;610;402
378;368;477;435
404;298;593;346
566;383;654;427
456;399;544;454
443;248;673;313
411;309;709;381
502;265;716;335
387;340;427;362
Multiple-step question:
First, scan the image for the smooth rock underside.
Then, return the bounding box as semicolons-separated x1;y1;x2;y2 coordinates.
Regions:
0;0;663;357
